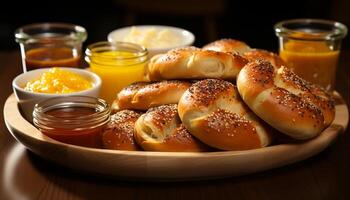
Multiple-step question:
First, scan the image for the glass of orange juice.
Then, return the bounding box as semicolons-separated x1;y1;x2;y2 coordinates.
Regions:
85;41;148;104
274;19;347;91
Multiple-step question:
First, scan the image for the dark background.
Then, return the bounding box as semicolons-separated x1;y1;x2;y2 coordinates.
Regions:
1;0;349;52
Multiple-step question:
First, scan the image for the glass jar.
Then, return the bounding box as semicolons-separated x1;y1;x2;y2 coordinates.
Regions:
274;19;347;91
15;23;87;72
33;96;110;148
85;41;148;104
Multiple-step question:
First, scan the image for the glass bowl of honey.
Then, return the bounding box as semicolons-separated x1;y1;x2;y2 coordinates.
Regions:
274;19;347;91
15;23;87;72
33;96;110;148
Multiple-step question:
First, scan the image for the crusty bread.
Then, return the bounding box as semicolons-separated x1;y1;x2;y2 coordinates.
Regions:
203;39;251;55
145;47;248;81
178;79;272;150
102;110;142;151
112;80;191;112
236;60;335;139
243;49;286;68
134;104;209;152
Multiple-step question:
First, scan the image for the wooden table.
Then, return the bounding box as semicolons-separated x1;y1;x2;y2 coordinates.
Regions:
1;51;350;200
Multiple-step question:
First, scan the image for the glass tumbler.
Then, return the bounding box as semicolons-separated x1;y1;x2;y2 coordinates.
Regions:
85;41;148;104
15;23;87;72
274;19;347;91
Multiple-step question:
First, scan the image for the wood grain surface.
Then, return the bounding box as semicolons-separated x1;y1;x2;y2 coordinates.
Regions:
1;51;350;200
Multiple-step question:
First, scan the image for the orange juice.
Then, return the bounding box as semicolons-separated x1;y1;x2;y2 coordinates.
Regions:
86;42;148;104
280;40;339;90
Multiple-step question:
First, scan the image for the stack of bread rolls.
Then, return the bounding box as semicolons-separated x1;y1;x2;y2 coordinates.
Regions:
102;39;335;152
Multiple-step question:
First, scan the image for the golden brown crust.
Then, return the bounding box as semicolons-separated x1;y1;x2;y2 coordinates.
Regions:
102;110;142;151
134;104;208;152
178;79;272;150
112;80;191;112
203;39;251;55
236;60;335;139
145;47;248;81
243;49;286;68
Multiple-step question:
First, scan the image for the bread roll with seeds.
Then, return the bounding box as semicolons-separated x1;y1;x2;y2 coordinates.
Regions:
178;79;271;150
134;104;209;152
145;47;248;81
102;110;142;151
112;80;191;112
236;60;335;139
203;39;251;55
243;49;286;68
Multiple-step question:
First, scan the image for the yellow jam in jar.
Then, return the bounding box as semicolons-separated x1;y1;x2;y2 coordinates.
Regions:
85;42;148;104
24;67;92;94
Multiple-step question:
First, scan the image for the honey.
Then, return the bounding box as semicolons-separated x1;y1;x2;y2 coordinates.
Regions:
25;47;81;70
275;19;347;91
279;40;339;90
33;96;110;148
15;23;87;72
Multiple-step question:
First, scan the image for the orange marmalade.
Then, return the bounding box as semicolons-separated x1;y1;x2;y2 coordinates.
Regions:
24;67;92;94
280;40;339;90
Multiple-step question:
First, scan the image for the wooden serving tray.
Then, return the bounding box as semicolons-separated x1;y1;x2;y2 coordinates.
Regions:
3;93;348;181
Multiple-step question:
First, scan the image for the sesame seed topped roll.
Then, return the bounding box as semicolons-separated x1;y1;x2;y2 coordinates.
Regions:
203;39;251;55
178;79;272;150
243;49;287;68
134;104;209;152
102;110;142;151
112;80;191;112
236;60;335;139
145;47;248;81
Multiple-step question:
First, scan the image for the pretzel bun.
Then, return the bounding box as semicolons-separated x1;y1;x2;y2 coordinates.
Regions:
134;104;209;152
243;49;286;68
178;79;271;150
102;110;142;151
145;47;248;81
203;39;251;55
112;80;191;112
236;60;335;139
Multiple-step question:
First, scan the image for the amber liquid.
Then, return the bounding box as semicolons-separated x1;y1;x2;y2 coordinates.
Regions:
42;107;104;148
280;40;339;91
25;47;81;71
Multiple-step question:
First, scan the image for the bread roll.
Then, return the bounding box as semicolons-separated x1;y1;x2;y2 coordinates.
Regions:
134;104;209;152
236;60;335;139
203;39;251;55
178;79;272;150
102;110;142;151
145;47;248;81
112;80;191;112
243;49;286;68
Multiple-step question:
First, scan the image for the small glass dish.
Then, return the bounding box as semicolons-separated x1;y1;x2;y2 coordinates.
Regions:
33;96;110;148
15;23;87;72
